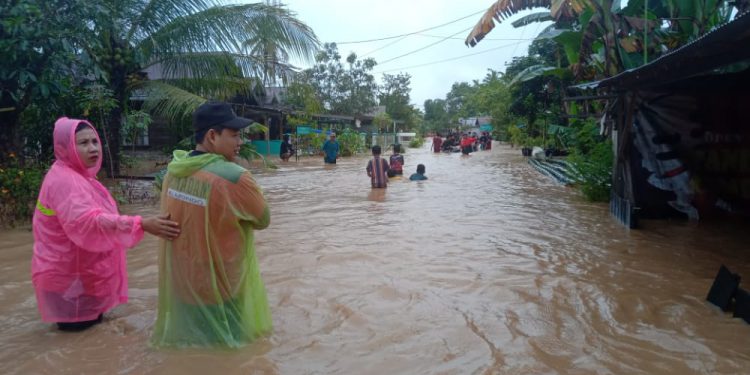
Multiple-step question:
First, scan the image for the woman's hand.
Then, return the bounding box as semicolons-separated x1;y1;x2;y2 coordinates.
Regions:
142;214;180;240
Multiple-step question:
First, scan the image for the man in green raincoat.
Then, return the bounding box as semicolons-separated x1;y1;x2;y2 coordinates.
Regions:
152;102;271;348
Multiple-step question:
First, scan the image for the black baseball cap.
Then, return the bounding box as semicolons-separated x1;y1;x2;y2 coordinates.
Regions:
193;102;252;132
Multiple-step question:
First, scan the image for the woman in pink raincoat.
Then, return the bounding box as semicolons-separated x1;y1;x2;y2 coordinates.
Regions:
32;117;180;331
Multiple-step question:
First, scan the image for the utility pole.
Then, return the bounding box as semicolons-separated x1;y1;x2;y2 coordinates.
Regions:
393;120;398;145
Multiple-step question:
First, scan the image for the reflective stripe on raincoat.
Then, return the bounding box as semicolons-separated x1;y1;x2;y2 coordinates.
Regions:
31;117;144;323
151;150;271;348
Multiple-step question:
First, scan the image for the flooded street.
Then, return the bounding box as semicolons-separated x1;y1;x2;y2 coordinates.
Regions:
2;143;750;374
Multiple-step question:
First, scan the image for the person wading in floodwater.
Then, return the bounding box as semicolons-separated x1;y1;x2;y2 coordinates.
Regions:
32;117;180;332
152;102;272;348
322;132;340;164
366;145;390;188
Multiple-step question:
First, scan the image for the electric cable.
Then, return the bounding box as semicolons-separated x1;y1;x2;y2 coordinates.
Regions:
334;9;485;44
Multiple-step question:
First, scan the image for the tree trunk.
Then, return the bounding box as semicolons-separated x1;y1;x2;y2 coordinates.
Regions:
105;104;122;177
105;64;128;177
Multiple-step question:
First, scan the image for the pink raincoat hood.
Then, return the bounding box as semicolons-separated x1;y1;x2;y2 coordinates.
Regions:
53;117;102;178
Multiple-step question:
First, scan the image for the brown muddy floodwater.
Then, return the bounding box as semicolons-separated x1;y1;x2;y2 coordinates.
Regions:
2;143;750;375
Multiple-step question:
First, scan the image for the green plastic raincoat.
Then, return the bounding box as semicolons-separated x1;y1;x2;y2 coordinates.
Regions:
151;151;271;348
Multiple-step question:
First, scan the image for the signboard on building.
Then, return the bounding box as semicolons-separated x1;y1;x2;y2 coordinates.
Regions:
297;126;311;135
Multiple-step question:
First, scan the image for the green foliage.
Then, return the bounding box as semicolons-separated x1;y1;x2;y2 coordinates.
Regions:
379;73;419;130
239;142;277;169
122;110;151;149
423;98;450;134
336;128;364;156
0;0;92;106
567;120;613;202
17;103;62;163
1;1;317;174
472;70;513;131
0;0;94;159
283;82;323;114
301;133;327;154
509;65;556;86
0;152;46;226
507;124;529;147
77;84;118;177
301;43;378;115
372;112;393;130
445;82;480;123
409;137;425;148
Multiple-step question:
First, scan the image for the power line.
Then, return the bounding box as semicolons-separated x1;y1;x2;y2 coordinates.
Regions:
333;9;486;44
508;19;544;63
377;27;472;66
373;42;522;74
415;33;535;42
361;35;410;57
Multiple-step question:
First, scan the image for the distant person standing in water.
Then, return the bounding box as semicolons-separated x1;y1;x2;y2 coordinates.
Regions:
460;134;473;155
432;134;443;153
388;144;404;177
32;117;180;332
366;145;390;188
409;164;428;181
322;133;340;164
280;134;294;162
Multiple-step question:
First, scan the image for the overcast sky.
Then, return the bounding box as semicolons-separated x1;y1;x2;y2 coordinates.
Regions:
274;0;551;110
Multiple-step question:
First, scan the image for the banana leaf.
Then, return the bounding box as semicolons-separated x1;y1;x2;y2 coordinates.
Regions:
509;65;556;86
512;12;554;27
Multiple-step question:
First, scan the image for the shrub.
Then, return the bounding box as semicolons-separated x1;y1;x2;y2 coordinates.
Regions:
0;153;47;226
568;120;613;202
336;128;364;156
409;136;425;148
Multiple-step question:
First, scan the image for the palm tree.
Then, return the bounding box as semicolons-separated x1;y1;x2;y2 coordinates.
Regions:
242;1;318;87
85;0;319;174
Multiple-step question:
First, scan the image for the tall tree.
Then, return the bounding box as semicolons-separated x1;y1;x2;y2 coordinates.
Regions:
378;73;415;129
445;82;480;123
81;1;317;175
342;52;378;116
304;43;378;116
472;69;513;130
0;0;94;163
283;80;323;114
423;98;450;133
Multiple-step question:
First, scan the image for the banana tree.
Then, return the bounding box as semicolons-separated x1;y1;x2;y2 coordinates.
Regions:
466;0;746;80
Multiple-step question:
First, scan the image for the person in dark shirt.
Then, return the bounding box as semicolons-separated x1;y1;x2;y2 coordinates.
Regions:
280;134;294;162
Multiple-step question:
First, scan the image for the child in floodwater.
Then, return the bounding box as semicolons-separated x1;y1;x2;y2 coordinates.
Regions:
366;145;390;188
388;144;404;178
409;164;428;181
31;117;180;331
